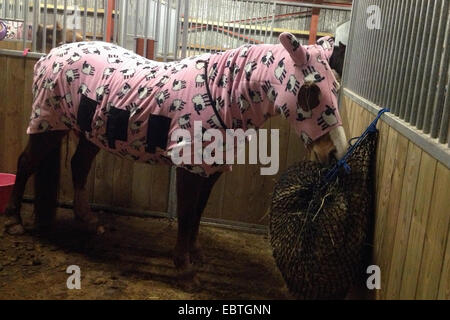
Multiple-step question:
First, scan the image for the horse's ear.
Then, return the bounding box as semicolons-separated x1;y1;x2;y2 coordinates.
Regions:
279;32;308;66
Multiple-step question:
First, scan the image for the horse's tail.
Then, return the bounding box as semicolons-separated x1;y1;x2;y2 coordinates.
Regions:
34;134;64;227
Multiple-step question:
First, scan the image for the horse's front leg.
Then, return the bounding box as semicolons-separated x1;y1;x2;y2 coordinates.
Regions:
71;135;103;234
174;167;221;275
189;171;222;265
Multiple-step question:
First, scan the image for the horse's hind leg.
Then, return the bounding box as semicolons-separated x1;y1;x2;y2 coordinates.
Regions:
71;134;102;234
4;131;66;235
174;167;202;277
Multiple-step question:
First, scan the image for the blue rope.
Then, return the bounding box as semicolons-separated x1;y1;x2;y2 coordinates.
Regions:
323;108;390;184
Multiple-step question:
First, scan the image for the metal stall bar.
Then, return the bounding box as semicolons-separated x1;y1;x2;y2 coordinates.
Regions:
22;0;28;49
213;0;220;49
385;0;408;114
430;5;450;139
356;1;375;96
439;67;450;145
244;0;251;43
113;0;119;43
398;0;421;118
263;0;270;43
174;0;181;59
346;1;364;95
408;1;435;125
341;0;357;88
416;1;442;130
83;0;87;40
119;0;128;47
31;0;38;52
234;0;241;48
14;0;18;20
154;0;161;58
143;0;149;58
42;0;48;52
404;0;427;122
181;0;188;58
220;0;226;50
93;0;98;40
380;0;404;110
375;0;398;105
103;0;108;41
198;0;205;53
52;0;56;48
423;0;448;134
232;0;238;48
367;0;388;103
72;1;77;43
133;0;139;40
390;1;417;116
356;1;372;98
376;0;400;107
193;0;199;54
269;1;276;44
163;0;171;60
63;0;67;43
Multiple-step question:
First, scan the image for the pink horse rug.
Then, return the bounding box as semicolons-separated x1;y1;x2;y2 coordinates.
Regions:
29;34;342;176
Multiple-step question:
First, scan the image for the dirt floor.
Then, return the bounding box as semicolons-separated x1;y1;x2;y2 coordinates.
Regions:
0;204;291;300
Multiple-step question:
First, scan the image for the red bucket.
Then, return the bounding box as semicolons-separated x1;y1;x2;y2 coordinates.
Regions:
0;173;16;214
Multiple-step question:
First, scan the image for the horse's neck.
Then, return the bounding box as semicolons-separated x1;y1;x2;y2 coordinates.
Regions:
217;44;282;130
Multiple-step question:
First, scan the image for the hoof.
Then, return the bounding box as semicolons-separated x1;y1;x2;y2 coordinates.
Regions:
190;247;204;266
6;223;26;235
176;263;197;281
178;274;201;292
96;225;106;235
75;214;105;235
4;215;21;228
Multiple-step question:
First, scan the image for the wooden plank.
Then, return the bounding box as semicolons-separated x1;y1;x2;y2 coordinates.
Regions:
3;57;25;173
93;150;115;205
375;120;389;204
378;133;409;299
131;162;154;211
438;224;450;299
203;173;226;219
112;158;134;208
385;142;422;299
0;55;7;173
416;163;450;299
340;96;351;138
399;151;437;299
147;166;170;213
373;126;398;300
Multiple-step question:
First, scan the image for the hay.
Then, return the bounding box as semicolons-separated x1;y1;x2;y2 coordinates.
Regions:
269;131;377;300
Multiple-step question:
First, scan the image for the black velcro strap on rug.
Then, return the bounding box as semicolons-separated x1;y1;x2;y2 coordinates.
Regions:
106;107;130;149
77;95;98;132
146;114;171;154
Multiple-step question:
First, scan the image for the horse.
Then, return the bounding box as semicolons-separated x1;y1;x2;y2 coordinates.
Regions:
36;22;84;53
3;32;348;278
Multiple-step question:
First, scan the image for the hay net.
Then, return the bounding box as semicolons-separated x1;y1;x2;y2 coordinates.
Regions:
270;109;388;300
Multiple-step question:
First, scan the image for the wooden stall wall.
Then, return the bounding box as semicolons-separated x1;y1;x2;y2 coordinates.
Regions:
0;46;307;226
341;95;450;300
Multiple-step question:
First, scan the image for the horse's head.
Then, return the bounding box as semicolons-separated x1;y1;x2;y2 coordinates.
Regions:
276;32;348;164
36;22;63;52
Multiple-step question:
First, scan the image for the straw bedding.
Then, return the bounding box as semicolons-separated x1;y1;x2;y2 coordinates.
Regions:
270;131;377;299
